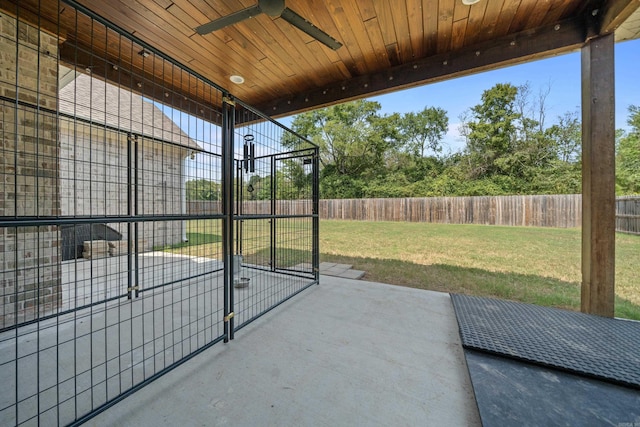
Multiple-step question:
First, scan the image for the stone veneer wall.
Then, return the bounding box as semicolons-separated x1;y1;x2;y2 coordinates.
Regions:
0;14;61;327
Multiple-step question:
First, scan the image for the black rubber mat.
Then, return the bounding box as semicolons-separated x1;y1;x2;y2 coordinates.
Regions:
465;350;640;427
451;294;640;389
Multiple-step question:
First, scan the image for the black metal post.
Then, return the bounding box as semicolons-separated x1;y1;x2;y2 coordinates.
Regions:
127;134;134;299
134;135;140;298
312;148;320;282
270;155;277;272
235;163;242;256
222;96;235;341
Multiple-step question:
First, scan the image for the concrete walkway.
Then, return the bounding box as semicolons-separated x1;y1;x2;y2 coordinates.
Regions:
91;277;480;426
318;262;365;279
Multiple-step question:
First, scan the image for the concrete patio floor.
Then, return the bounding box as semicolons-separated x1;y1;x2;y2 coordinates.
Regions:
90;276;481;426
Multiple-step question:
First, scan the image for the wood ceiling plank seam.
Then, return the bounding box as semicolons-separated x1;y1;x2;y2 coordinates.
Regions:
177;0;303;82
464;0;490;45
407;0;426;58
492;0;523;37
525;0;555;29
292;2;346;64
61;6;113;50
454;0;471;21
362;16;392;68
257;16;586;117
251;56;296;97
269;16;333;78
423;0;439;56
436;0;456;54
300;38;350;85
204;30;295;83
543;0;577;25
451;0;471;51
388;0;414;61
509;0;540;32
62;2;228;114
451;17;468;50
371;0;399;46
72;2;233;104
166;3;274;80
152;0;174;10
323;0;370;76
108;0;256;85
559;0;581;17
224;17;303;77
79;1;222;82
355;0;378;21
478;0;506;43
332;59;353;80
209;0;303;73
162;2;292;92
294;1;350;69
385;42;402;67
339;1;382;72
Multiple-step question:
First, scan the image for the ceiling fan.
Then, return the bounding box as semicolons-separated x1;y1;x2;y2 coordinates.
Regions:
195;0;343;50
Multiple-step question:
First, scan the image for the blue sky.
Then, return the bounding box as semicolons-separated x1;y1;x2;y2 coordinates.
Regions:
280;38;640;154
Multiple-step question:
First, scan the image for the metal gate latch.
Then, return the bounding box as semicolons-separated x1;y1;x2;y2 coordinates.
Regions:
224;312;235;322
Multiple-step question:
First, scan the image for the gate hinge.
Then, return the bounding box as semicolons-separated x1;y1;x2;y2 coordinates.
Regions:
224;312;235;322
223;96;236;106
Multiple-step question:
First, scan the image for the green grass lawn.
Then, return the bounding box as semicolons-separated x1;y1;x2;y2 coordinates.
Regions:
164;219;640;320
319;220;640;320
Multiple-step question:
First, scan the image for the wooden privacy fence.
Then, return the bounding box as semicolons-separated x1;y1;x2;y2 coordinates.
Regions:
188;195;640;231
319;195;583;227
616;196;640;235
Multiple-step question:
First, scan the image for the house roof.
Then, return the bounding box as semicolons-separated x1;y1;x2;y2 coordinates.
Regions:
59;72;201;151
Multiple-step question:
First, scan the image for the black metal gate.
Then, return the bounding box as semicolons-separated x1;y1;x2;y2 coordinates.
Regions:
231;100;319;333
0;2;318;425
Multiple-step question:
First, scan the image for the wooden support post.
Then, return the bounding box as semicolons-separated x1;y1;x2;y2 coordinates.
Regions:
581;33;616;317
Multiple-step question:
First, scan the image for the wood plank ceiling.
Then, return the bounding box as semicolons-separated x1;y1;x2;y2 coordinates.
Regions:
2;0;639;118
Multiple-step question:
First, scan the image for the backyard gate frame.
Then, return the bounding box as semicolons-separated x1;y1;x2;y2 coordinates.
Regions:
0;1;319;425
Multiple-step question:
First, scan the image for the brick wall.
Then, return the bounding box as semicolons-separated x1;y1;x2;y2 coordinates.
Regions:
0;14;61;327
59;119;187;248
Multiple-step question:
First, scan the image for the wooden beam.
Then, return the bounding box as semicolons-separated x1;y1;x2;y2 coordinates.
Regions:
598;0;640;35
257;17;588;118
581;33;616;317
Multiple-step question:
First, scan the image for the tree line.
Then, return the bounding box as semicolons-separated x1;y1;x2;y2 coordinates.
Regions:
187;82;640;200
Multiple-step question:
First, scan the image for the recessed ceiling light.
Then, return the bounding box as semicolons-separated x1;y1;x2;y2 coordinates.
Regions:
462;0;480;5
230;75;245;84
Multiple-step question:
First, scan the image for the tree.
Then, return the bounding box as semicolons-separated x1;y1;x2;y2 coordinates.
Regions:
547;111;581;163
287;100;398;177
186;179;220;200
400;107;449;157
278;159;312;199
616;105;640;194
458;82;582;194
465;83;520;177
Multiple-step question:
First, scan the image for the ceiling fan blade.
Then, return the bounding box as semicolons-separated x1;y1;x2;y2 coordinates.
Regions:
196;5;262;35
280;8;342;50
